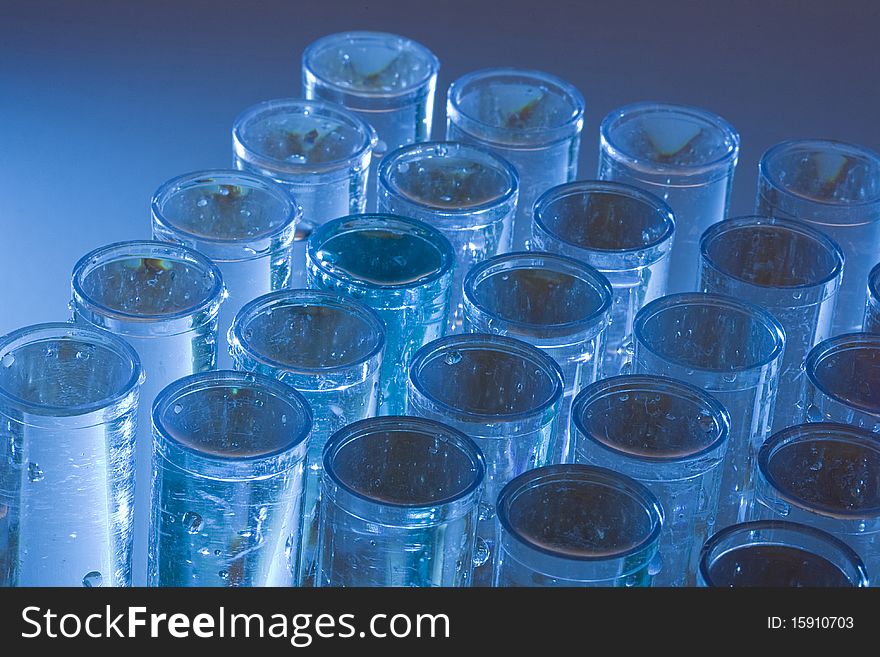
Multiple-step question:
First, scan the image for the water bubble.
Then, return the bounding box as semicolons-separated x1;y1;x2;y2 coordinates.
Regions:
182;511;203;534
806;404;824;423
618;393;630;402
197;198;208;207
281;414;287;425
722;373;737;383
697;412;716;433
285;535;294;559
82;571;103;587
218;570;229;580
396;162;410;174
198;547;211;556
472;537;490;568
69;533;77;539
173;404;183;414
444;350;462;365
214;549;222;557
1;354;14;368
27;462;44;483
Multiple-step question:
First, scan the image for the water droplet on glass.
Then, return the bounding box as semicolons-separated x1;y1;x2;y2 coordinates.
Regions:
197;198;208;207
444;350;462;365
1;354;14;368
218;570;229;580
472;537;490;568
173;404;183;414
214;549;222;557
697;412;715;433
27;462;44;483
182;511;203;534
82;571;103;587
281;414;287;425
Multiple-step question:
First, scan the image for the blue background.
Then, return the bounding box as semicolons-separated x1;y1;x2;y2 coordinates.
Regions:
1;0;877;335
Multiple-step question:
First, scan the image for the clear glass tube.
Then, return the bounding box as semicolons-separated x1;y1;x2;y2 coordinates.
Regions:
699;216;843;433
598;102;740;294
494;465;664;587
698;520;869;587
804;332;880;431
302;31;439;210
306;213;454;416
406;333;564;586
752;422;880;584
151;170;297;366
232;98;376;283
757;139;880;334
633;293;785;530
0;323;142;587
318;416;485;587
70;240;225;586
446;68;585;250
228;290;385;586
149;370;311;587
377;141;519;332
462;251;611;462
532;181;675;375
571;375;730;586
864;263;880;332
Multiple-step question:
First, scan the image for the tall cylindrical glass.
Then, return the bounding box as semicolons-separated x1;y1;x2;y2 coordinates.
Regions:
0;323;141;587
378;141;519;331
446;68;585;250
151;170;297;366
494;465;664;587
804;333;880;431
149;371;311;587
633;293;785;530
757;140;880;334
598;102;740;294
699;216;843;432
407;333;564;586
71;240;225;586
752;423;880;584
302;30;439;207
306;214;454;416
462;251;611;461
572;375;730;586
698;521;869;587
318;416;485;587
228;290;385;585
232;98;376;284
864;263;880;332
532;181;675;375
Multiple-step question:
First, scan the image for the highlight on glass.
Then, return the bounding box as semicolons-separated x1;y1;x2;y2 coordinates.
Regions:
228;289;385;585
494;465;664;587
317;416;485;587
752;422;880;584
757;139;880;335
446;68;585;250
462;251;612;460
804;332;880;432
598;102;740;294
149;371;312;587
571;375;730;586
302;31;439;156
633;293;785;530
306;213;454;416
71;240;225;586
532;180;675;375
151;169;298;364
698;521;869;587
231;98;376;281
406;333;564;586
864;263;880;333
699;216;843;433
0;323;142;587
377;141;519;332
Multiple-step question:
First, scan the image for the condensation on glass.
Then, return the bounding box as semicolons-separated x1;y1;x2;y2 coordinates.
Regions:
0;323;142;587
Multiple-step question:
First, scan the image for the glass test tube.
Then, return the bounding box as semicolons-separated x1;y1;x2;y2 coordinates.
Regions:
228;290;385;585
446;68;585;250
0;323;141;587
698;520;869;587
757;139;880;335
149;371;311;587
407;333;564;586
232;98;376;283
699;216;843;433
317;416;485;587
532;180;675;375
633;293;785;530
151;170;297;366
462;251;612;461
378;141;519;332
752;423;880;584
572;375;730;586
71;240;225;586
804;332;880;431
306;214;454;416
598;102;739;294
494;465;664;587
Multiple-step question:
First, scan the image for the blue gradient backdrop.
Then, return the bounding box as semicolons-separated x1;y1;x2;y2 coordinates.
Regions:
1;0;878;334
